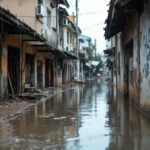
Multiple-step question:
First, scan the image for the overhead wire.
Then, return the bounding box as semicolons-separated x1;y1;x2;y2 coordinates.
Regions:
15;9;107;18
82;20;105;30
79;10;107;16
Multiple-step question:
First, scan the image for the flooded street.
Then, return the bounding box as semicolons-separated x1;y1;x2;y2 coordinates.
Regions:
0;79;150;150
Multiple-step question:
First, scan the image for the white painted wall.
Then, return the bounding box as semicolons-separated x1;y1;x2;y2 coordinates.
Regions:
42;0;57;47
63;21;76;52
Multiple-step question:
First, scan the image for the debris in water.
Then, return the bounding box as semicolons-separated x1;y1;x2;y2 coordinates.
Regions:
53;116;67;120
39;113;55;118
66;137;79;142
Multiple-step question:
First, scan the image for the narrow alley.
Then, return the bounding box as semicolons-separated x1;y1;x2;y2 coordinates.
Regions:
0;79;150;150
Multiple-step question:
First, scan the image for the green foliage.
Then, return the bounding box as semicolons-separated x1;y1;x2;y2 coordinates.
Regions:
86;47;103;68
94;54;103;68
86;47;94;60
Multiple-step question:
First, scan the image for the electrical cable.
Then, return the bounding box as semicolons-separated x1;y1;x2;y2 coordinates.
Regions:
15;9;107;18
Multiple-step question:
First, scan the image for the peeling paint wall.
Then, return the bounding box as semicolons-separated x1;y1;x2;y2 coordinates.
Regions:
115;0;150;115
62;59;74;84
116;33;124;94
42;0;57;46
140;0;150;110
121;12;140;105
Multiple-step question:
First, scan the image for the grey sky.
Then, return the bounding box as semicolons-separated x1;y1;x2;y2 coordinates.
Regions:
68;0;110;54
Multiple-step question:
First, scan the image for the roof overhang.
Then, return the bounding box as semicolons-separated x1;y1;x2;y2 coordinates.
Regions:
0;6;78;60
103;47;115;55
37;44;67;58
58;0;70;8
0;7;45;42
85;62;92;68
58;7;69;16
63;51;78;60
105;0;145;39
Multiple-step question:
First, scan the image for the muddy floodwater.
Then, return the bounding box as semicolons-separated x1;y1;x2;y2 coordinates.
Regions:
0;79;150;150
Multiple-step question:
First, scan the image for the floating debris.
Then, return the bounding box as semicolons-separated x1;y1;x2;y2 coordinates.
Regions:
39;113;55;118
53;116;67;120
70;117;76;120
66;137;79;142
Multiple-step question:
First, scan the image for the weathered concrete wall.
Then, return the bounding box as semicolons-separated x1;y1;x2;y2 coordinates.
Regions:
42;0;57;46
0;34;50;99
55;58;62;87
63;26;76;52
140;0;150;110
116;33;124;94
115;0;150;115
117;12;141;105
63;27;69;51
62;59;74;84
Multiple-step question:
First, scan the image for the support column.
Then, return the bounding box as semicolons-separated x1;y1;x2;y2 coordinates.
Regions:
1;43;8;99
42;60;45;88
34;52;37;87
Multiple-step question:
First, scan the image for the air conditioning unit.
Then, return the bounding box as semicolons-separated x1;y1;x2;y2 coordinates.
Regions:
63;18;69;26
36;4;44;17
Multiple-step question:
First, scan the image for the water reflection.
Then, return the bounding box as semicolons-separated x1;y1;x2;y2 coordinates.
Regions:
0;79;150;149
107;91;150;150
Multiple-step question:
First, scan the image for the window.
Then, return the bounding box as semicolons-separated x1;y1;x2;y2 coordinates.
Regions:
70;34;72;44
47;9;51;29
67;32;69;43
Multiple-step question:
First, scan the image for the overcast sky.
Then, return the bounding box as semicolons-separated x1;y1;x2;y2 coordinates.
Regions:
68;0;110;54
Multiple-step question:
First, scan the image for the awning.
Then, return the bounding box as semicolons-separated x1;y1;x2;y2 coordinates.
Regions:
85;62;91;68
90;61;100;67
63;51;78;60
37;43;67;58
58;7;69;16
103;47;115;56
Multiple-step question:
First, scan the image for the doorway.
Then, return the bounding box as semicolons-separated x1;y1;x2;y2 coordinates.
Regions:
8;46;20;95
25;53;35;86
45;59;54;87
37;60;43;88
124;40;133;102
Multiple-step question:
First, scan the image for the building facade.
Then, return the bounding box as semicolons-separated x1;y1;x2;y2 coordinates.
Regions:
0;0;79;99
105;0;150;116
